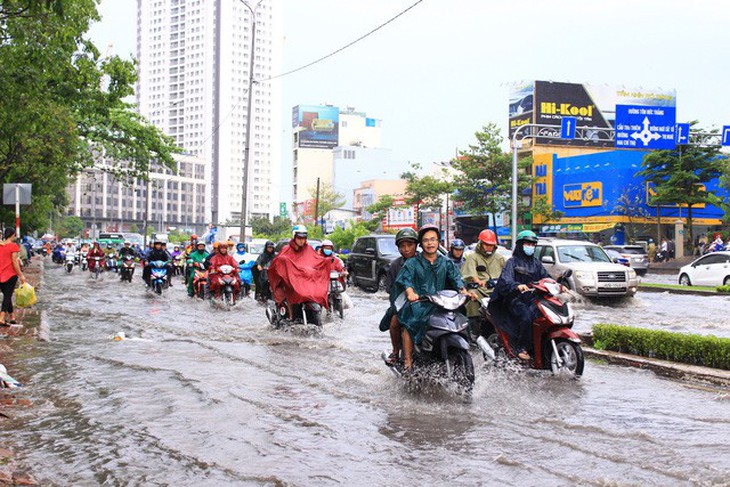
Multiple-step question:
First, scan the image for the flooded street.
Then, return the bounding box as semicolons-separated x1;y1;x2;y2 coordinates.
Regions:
3;265;729;485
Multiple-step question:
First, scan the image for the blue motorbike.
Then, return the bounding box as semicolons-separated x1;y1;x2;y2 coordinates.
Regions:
149;260;169;295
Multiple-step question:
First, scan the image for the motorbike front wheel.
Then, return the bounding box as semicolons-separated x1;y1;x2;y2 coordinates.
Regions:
304;305;322;327
155;281;163;295
550;339;584;378
448;348;475;393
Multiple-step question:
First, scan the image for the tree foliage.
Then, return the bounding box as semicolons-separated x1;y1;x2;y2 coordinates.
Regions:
0;0;179;234
450;123;532;231
250;216;292;239
639;134;724;254
363;194;394;231
307;183;345;223
401;163;454;227
56;215;83;238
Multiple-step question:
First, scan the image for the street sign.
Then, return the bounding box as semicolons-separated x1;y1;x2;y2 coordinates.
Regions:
279;202;287;218
722;125;730;147
675;123;690;145
614;105;676;149
2;183;31;205
560;116;576;139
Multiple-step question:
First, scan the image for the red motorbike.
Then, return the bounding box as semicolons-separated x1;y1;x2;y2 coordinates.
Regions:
190;261;208;299
209;264;240;306
477;274;584;377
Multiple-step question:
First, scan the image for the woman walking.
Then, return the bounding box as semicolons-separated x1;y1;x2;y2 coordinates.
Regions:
0;228;27;326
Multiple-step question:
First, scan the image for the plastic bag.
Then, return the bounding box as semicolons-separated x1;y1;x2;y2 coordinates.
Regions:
14;283;37;308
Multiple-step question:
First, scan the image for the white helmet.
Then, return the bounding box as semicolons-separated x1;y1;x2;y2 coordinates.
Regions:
321;239;334;248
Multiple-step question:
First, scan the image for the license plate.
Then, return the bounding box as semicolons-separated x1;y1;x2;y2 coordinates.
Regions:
601;282;625;288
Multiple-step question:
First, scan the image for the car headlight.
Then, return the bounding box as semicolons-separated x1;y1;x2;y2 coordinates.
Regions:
628;268;637;279
574;270;595;282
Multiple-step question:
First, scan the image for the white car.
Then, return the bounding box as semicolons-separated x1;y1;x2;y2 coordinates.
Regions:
678;251;730;286
464;243;512;260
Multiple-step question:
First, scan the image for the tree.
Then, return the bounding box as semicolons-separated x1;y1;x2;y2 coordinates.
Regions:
128;223;140;234
532;195;564;225
308;183;345;224
639;134;724;255
611;182;650;242
250;216;291;239
57;215;83;238
401;163;454;226
0;0;179;233
328;222;371;251
451;123;532;234
363;194;394;231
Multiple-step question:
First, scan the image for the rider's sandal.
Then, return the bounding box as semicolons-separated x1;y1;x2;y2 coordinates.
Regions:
385;352;399;366
517;350;531;361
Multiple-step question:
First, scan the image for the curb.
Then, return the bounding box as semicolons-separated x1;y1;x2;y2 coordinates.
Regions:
638;285;723;297
579;333;730;389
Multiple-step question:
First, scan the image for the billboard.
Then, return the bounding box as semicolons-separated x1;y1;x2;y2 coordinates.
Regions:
509;81;676;147
292;105;339;149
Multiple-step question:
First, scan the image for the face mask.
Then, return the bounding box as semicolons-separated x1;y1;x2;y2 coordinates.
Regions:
523;245;536;256
323;249;333;256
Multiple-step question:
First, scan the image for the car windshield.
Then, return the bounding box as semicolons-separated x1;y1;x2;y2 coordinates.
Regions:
248;243;266;254
378;238;398;255
557;245;612;263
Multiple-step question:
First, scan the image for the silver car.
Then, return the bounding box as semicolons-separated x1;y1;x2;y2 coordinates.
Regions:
603;245;650;275
535;239;638;298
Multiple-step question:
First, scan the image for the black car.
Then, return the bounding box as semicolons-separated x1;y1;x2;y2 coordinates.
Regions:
348;235;399;293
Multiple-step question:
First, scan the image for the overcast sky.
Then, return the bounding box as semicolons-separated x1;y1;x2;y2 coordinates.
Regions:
89;0;730;199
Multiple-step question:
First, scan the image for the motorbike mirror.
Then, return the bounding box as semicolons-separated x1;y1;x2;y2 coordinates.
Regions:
560;269;573;279
476;265;487;272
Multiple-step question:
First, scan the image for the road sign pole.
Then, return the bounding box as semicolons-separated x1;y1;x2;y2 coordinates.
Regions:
14;184;20;237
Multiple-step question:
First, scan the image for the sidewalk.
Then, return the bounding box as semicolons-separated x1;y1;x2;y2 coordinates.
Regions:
647;255;694;274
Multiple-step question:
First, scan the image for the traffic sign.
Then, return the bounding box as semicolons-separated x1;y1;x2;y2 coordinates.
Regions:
722;126;730;147
615;105;676;150
560;116;576;139
279;202;287;218
675;123;690;145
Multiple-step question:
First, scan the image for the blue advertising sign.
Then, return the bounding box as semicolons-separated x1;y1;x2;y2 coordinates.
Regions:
560;116;576;139
675;123;690;145
614;105;676;149
292;105;340;149
722;125;730;147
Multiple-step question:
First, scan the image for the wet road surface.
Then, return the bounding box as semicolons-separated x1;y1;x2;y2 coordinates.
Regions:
2;264;729;485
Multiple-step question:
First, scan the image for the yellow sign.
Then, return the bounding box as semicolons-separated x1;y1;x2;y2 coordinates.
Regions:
645;182;706;209
563;182;603;208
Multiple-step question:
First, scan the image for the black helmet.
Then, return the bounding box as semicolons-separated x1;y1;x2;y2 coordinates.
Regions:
417;224;441;244
395;228;418;246
265;240;275;248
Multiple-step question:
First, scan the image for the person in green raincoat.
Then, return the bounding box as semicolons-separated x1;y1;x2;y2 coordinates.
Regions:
186;241;209;297
461;229;506;337
395;225;476;371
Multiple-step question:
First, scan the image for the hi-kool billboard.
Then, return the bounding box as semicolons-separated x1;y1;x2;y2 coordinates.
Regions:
508;81;676;147
292;105;340;149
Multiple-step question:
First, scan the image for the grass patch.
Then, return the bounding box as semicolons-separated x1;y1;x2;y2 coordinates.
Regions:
593;324;730;370
639;282;718;293
716;285;730;293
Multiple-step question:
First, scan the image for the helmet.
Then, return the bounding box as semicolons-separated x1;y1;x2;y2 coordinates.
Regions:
321;239;334;248
226;239;235;247
292;224;308;238
417;225;441;244
124;241;131;245
106;244;113;248
516;230;538;244
173;245;179;250
153;240;163;245
450;238;465;250
478;229;498;246
212;241;220;249
191;234;198;240
265;240;275;248
395;228;418;246
236;242;246;251
196;241;206;248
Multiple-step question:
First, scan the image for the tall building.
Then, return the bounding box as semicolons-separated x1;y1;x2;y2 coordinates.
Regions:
136;0;282;225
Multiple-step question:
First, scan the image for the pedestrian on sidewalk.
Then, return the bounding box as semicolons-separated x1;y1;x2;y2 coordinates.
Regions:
0;228;27;326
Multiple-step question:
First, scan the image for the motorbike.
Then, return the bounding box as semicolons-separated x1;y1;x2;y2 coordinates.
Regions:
266;299;323;328
210;264;240;306
64;251;77;273
105;254;119;273
52;249;65;264
79;250;89;271
189;261;208;299
327;271;345;319
120;255;135;282
477;273;584;378
255;263;272;303
382;290;475;394
148;260;169;295
89;256;104;279
172;256;184;277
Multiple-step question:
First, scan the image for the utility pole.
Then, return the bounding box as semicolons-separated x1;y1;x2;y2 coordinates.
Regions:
238;0;264;243
314;177;320;227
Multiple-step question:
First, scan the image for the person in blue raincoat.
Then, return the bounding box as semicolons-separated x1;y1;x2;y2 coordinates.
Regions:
395;225;476;371
232;242;255;297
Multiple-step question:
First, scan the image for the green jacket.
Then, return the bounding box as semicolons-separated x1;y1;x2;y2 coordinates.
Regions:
395;253;465;344
188;249;208;264
461;246;506;317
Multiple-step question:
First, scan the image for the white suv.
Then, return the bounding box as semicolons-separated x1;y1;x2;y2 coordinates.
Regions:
535;239;638;298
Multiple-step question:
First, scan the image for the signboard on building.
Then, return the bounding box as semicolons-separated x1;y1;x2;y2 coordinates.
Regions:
292;105;340;149
510;81;676;147
615;105;676;149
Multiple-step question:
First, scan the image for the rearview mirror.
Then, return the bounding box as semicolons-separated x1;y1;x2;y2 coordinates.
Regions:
365;248;376;256
541;255;555;264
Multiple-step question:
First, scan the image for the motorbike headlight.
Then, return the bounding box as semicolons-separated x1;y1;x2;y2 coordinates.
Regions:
574;270;595;283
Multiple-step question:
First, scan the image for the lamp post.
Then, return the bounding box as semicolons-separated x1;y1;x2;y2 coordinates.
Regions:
238;0;264;243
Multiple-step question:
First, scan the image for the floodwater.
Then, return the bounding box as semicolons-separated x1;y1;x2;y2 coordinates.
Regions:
2;265;729;485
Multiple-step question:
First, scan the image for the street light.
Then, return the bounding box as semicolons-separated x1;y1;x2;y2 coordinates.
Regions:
238;0;265;243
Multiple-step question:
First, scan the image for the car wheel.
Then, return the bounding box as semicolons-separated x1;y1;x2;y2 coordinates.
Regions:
724;276;730;286
679;273;691;286
377;273;387;292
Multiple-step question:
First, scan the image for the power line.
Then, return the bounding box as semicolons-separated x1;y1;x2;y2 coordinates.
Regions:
193;0;426;151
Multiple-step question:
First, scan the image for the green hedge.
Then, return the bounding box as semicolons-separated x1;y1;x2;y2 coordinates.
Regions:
716;285;730;293
593;324;730;370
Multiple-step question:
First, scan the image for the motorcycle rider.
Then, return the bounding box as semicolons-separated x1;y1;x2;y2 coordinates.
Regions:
104;243;118;272
143;240;170;287
447;238;466;270
380;227;418;366
254;240;276;302
233;242;256;297
317;239;347;280
461;229;506;337
491;230;549;361
268;225;331;320
118;241;136;259
208;240;241;299
185;234;199;255
186;241;209;297
87;242;105;272
394;225;476;371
